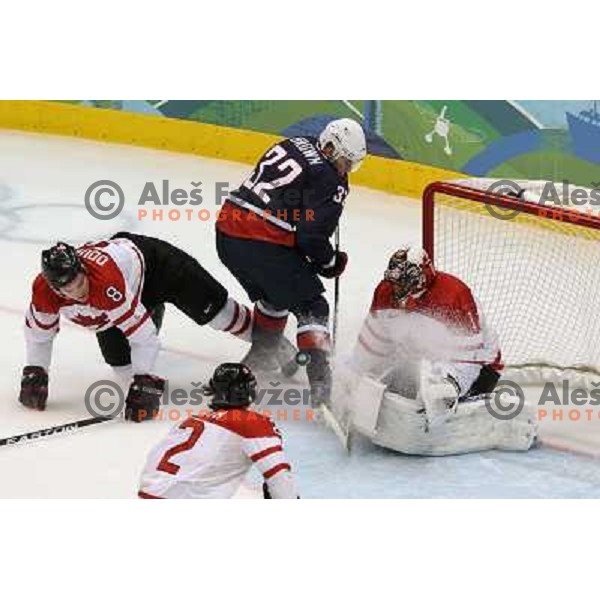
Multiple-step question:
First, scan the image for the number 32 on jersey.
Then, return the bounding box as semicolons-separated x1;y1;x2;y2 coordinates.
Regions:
242;145;303;203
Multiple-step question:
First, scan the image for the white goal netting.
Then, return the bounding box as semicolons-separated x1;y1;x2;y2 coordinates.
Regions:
424;178;600;385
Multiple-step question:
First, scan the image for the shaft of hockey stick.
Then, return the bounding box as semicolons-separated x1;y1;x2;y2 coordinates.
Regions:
332;226;340;353
0;415;113;448
322;225;354;452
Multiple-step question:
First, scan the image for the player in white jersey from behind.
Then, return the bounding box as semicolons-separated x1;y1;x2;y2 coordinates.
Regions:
343;247;537;456
138;363;298;499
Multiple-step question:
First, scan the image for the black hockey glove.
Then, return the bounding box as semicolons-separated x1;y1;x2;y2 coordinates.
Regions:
19;366;49;411
125;374;165;422
316;251;348;279
263;481;300;499
263;482;272;499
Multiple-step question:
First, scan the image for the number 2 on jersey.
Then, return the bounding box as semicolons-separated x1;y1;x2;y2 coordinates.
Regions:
242;145;302;203
157;418;205;475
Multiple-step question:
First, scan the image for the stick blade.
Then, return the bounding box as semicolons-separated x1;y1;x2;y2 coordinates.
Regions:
320;404;353;453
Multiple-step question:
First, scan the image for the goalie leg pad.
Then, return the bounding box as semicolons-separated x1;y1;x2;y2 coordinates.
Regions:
368;391;538;456
351;376;388;436
370;391;432;455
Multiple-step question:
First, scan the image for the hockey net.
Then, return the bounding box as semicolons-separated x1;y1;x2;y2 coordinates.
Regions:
423;178;600;385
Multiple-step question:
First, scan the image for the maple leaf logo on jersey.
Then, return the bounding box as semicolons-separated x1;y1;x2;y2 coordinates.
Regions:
70;312;110;329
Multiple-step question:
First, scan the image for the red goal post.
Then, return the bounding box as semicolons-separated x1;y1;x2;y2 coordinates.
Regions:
422;178;600;383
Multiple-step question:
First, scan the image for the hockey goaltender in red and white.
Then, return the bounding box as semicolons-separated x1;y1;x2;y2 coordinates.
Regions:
344;246;538;455
19;232;296;422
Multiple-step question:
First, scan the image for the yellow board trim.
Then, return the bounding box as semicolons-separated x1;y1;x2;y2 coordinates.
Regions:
0;100;465;199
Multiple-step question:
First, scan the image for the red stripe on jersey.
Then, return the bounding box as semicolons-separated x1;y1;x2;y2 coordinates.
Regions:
28;304;59;330
451;351;503;370
123;310;151;337
231;307;252;336
263;463;291;479
254;305;288;332
223;302;240;332
453;359;491;365
365;320;392;344
250;445;283;462
358;334;388;358
138;490;164;499
216;200;295;247
112;299;140;327
458;342;485;351
297;331;330;351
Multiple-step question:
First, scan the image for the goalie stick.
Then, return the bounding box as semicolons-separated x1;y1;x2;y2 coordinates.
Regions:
0;415;113;448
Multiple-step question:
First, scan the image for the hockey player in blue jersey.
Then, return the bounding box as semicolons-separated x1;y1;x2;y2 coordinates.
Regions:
215;118;367;406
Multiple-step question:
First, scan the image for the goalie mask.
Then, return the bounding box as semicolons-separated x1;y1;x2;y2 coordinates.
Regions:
384;247;436;303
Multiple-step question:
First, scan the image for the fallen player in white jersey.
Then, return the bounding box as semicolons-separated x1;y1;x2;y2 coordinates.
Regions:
343;247;537;456
20;233;298;422
138;363;299;499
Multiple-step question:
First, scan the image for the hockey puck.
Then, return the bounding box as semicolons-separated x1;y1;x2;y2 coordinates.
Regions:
295;351;311;366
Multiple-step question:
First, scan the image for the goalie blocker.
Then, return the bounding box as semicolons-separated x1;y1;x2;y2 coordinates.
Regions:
348;369;538;456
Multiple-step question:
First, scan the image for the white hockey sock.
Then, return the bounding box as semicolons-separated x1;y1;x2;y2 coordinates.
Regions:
209;297;253;342
112;364;133;386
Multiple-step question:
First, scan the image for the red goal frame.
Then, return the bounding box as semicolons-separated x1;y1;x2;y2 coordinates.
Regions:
422;181;600;263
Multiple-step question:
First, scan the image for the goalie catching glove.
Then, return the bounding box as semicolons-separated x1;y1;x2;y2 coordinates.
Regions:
126;374;165;422
19;366;49;411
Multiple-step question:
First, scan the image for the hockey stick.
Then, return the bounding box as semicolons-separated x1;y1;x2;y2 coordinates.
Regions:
321;224;354;451
332;225;341;352
0;415;113;448
321;402;351;451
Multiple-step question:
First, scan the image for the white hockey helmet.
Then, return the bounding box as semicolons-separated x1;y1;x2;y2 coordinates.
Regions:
318;118;367;173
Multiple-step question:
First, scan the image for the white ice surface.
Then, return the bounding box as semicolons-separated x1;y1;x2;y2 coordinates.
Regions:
0;129;599;498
